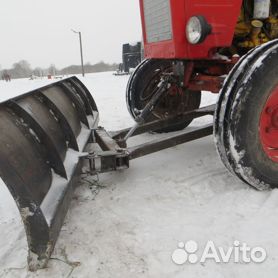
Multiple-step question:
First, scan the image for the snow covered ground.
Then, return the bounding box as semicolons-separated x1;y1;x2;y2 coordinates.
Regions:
0;72;278;277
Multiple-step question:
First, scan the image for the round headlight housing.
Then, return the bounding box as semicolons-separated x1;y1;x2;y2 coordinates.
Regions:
186;16;211;44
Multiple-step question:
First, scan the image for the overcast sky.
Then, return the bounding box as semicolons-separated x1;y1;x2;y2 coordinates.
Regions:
0;0;142;69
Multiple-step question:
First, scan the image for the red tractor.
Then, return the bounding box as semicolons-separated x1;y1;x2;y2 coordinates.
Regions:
0;0;278;270
126;0;278;189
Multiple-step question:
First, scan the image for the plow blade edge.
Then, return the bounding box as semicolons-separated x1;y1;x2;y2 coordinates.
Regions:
0;77;99;270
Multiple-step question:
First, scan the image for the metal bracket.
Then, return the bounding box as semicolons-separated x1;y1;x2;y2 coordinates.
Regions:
83;104;215;175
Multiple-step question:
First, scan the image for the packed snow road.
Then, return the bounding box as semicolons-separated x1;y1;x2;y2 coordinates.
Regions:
0;73;278;278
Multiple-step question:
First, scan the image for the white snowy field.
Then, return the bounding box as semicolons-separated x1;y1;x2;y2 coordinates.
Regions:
0;72;278;277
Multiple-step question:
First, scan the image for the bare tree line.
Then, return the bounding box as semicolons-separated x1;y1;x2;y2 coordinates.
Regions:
0;60;119;79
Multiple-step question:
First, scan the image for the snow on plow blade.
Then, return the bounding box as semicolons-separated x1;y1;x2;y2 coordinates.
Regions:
0;77;99;270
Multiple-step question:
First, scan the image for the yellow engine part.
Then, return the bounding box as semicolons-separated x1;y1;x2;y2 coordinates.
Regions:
235;8;251;37
239;20;269;48
267;17;278;38
235;4;271;49
231;1;278;52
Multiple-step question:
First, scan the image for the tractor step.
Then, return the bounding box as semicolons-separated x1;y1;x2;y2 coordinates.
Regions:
0;78;214;270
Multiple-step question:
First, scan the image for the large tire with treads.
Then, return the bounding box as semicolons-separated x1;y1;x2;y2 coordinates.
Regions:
126;59;201;133
214;40;278;189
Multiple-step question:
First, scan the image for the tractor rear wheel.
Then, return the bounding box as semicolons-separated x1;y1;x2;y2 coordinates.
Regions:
126;59;201;133
214;40;278;189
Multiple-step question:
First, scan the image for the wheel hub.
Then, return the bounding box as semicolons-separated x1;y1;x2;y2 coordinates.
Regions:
260;85;278;162
153;83;185;118
140;72;186;119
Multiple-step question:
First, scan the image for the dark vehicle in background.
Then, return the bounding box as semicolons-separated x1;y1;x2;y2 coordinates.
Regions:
115;42;143;75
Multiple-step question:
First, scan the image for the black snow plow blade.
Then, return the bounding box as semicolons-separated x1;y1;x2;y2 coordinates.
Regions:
0;75;215;271
0;77;99;270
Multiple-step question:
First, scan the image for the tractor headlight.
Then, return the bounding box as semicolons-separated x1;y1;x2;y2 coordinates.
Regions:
186;16;211;44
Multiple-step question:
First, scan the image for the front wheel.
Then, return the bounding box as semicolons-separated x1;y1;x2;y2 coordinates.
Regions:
126;59;201;133
214;40;278;189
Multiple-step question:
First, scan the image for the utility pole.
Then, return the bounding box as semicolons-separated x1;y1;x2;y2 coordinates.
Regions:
71;29;85;77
